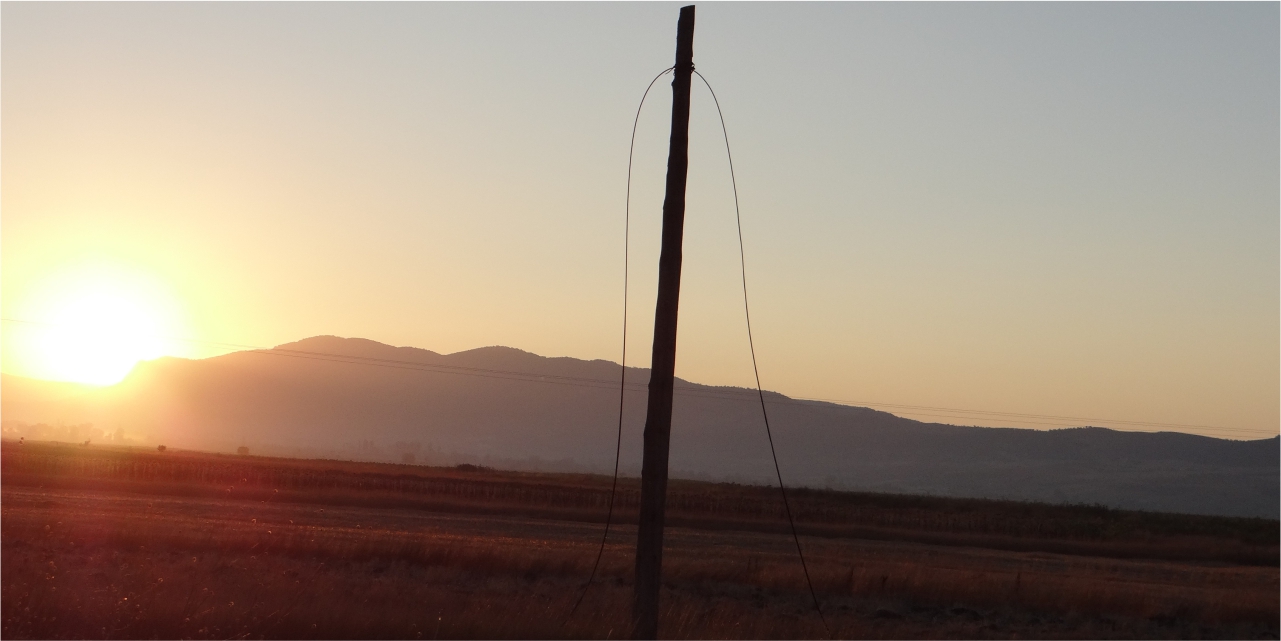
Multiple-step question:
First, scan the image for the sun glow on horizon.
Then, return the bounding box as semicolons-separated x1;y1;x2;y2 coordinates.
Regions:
6;264;189;386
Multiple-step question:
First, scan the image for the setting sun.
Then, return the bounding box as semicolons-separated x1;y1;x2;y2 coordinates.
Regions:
6;264;187;385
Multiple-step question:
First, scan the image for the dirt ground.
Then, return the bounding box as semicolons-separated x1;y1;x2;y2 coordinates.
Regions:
3;485;1276;639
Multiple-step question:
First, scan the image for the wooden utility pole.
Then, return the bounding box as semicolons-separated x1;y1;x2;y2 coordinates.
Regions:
633;5;695;640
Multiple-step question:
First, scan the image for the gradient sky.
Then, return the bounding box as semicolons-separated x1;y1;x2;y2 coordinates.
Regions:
3;3;1277;438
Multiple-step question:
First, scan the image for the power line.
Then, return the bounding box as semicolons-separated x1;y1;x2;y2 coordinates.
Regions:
790;394;1263;434
178;338;1277;437
2;316;1273;439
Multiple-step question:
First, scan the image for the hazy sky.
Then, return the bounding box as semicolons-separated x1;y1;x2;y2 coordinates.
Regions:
3;3;1277;438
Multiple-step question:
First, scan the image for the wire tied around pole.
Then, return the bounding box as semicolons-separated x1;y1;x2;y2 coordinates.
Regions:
694;69;833;639
567;65;831;637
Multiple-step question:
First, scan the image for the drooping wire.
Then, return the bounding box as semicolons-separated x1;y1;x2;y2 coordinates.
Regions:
694;70;832;638
565;66;674;623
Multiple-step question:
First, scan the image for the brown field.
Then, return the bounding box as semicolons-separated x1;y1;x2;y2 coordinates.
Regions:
2;441;1277;639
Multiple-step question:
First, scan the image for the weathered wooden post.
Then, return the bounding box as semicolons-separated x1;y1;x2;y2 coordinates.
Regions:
632;5;695;640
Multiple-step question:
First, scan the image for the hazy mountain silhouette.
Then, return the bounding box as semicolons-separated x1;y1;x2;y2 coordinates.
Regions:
3;335;1276;518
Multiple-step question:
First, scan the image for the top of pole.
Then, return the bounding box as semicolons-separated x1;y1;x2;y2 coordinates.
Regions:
675;6;695;71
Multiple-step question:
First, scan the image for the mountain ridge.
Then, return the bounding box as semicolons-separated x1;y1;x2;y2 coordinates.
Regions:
2;335;1276;518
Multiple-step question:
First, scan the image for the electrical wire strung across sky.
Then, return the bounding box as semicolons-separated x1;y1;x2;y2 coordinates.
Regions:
1;317;1273;440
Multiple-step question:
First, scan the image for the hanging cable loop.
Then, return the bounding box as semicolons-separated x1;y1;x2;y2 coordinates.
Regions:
568;65;832;637
694;69;832;639
565;65;674;624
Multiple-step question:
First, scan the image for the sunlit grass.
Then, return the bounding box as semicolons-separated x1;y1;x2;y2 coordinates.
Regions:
2;441;1277;639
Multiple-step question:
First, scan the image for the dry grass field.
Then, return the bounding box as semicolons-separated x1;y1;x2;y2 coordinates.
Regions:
2;441;1277;639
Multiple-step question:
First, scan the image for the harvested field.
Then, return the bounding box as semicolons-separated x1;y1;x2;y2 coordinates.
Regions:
2;441;1277;639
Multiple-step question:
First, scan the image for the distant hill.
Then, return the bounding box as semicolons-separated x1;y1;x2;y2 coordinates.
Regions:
3;335;1277;518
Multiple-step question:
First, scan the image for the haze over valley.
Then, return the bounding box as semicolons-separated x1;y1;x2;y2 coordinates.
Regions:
5;335;1275;519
